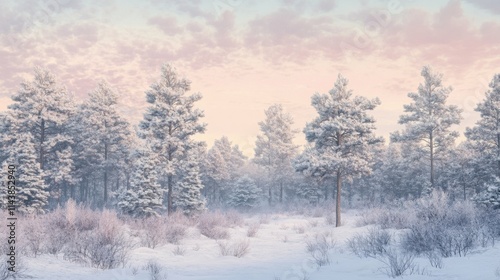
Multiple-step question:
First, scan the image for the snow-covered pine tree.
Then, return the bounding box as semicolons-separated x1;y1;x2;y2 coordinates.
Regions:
203;136;246;205
254;104;298;204
73;81;132;206
475;177;500;210
203;146;230;204
118;149;163;217
2;129;49;214
391;66;462;193
228;175;261;210
138;64;206;215
6;67;74;205
294;145;330;201
303;74;382;227
53;147;78;203
465;73;500;186
174;153;206;216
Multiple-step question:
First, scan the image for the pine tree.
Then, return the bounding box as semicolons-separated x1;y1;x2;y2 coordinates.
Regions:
475;177;500;210
6;67;74;205
72;81;132;206
174;154;206;216
118;149;163;217
228;176;261;210
203;136;246;204
465;73;500;186
254;104;298;204
392;66;462;192
138;64;206;215
2;129;48;214
53;147;78;202
294;145;330;201
303;74;382;227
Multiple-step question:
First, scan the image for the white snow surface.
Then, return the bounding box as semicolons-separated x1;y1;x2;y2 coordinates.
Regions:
25;210;500;280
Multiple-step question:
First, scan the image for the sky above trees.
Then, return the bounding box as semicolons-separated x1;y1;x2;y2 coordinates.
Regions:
1;0;499;156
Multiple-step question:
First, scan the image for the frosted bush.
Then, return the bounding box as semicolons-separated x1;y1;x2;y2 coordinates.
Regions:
347;228;391;258
217;239;250;258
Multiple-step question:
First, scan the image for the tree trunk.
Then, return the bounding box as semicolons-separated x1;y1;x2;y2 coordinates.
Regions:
167;175;173;216
103;143;108;204
497;132;500;178
336;169;342;227
430;132;435;190
71;184;75;200
268;185;272;206
39;118;45;170
279;181;283;203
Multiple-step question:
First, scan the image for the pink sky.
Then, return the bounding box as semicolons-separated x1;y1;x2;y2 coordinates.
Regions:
0;0;499;156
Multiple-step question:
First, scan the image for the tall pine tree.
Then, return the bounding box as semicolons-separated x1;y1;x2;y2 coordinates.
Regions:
465;73;500;186
254;104;298;204
303;74;382;227
138;64;206;215
392;66;462;192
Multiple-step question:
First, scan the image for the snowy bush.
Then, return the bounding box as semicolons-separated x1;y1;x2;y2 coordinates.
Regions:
165;223;187;244
217;239;250;258
0;255;29;280
64;210;131;269
347;228;392;258
139;217;166;249
172;245;186;256
356;207;413;229
246;223;260;237
305;232;335;267
197;212;237;239
402;193;484;257
19;216;45;257
144;260;168;280
379;249;419;278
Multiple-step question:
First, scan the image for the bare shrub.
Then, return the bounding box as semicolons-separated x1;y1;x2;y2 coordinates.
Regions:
165;223;187;244
246;223;260;237
74;207;99;231
402;199;482;258
217;240;250;258
64;210;131;269
197;212;230;239
144;260;168;280
0;255;29;280
357;207;412;229
19;216;44;257
426;251;443;269
305;232;335;267
172;245;186;256
224;210;243;227
41;208;75;255
140;217;166;249
293;224;306;234
379;250;418;278
168;211;194;227
347;228;391;258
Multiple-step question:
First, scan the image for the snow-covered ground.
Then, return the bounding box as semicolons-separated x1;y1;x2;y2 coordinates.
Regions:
25;210;500;280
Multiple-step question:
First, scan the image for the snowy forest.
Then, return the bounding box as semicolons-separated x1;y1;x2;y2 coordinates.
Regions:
1;64;500;279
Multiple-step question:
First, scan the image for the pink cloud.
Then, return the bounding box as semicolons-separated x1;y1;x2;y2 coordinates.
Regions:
148;16;184;36
465;0;500;14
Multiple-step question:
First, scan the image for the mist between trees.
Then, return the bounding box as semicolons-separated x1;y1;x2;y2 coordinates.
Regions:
1;64;499;225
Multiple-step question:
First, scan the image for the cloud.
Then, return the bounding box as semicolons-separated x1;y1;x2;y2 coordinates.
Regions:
148;16;184;36
465;0;500;14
